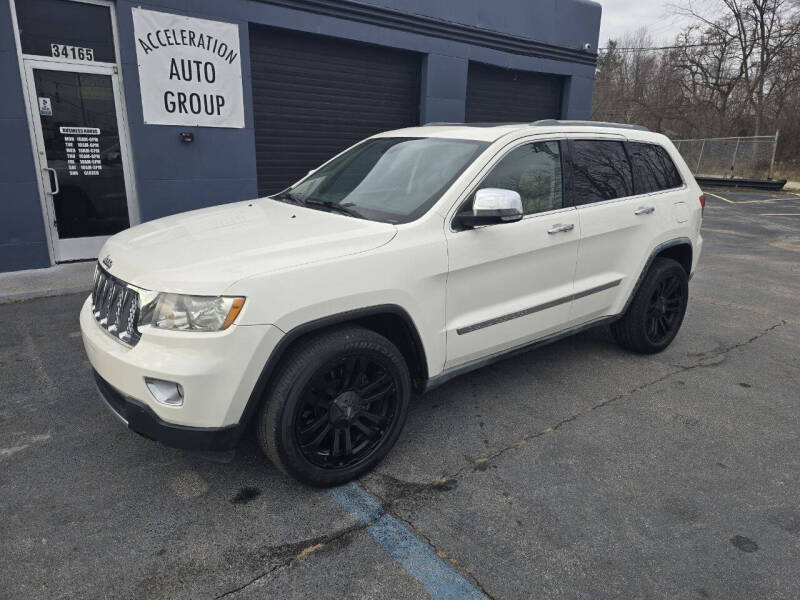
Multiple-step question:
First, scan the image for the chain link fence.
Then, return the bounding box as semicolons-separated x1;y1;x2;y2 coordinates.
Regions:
673;133;779;181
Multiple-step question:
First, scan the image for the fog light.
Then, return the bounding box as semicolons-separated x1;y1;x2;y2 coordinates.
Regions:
145;378;184;407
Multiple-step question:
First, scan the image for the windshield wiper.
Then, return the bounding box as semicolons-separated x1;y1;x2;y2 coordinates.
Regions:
302;198;366;220
273;191;365;219
273;190;305;205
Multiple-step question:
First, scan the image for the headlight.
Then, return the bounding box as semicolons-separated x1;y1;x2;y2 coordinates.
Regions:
139;294;245;332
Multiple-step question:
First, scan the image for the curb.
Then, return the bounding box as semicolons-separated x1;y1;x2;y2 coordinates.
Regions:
0;286;91;305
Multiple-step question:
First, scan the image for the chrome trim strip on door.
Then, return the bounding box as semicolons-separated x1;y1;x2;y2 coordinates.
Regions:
456;279;622;335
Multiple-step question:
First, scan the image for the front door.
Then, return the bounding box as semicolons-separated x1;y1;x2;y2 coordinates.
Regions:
24;60;137;262
444;139;579;369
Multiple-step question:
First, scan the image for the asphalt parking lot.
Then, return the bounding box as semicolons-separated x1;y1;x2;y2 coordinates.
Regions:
2;189;799;599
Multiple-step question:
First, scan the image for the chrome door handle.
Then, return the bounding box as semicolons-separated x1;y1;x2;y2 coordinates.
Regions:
547;223;574;234
43;167;60;195
634;206;655;215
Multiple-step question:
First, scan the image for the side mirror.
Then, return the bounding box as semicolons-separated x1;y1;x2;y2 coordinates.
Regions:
456;188;523;229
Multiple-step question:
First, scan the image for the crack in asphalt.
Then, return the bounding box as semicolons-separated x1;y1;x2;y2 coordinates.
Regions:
215;319;788;599
385;508;498;600
349;320;791;598
400;319;790;502
213;522;370;599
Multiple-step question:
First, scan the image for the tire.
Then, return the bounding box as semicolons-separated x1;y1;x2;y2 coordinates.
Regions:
611;257;689;354
257;326;411;487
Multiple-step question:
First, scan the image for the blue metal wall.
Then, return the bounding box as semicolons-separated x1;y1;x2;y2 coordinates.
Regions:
0;0;600;272
0;0;51;271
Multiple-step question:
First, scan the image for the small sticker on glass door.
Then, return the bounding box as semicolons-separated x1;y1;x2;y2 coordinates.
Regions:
38;97;52;116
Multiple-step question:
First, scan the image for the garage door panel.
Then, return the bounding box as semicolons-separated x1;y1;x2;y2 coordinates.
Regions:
251;105;413;119
251;61;418;86
250;25;421;196
251;50;419;76
465;62;563;123
251;88;419;110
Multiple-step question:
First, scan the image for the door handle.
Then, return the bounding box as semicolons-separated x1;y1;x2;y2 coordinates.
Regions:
634;206;655;215
43;167;60;195
547;223;574;234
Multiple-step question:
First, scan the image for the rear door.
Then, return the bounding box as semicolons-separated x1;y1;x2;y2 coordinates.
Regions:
567;137;678;324
444;138;579;369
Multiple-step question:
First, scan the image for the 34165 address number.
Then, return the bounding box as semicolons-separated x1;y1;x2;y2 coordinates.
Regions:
50;44;94;61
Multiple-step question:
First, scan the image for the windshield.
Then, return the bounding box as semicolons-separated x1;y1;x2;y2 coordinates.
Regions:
273;137;489;223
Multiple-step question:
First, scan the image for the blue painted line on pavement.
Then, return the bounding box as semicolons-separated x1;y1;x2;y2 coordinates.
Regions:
328;482;486;600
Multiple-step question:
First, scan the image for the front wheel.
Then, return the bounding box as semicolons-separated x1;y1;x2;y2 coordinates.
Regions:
257;326;411;487
611;257;689;354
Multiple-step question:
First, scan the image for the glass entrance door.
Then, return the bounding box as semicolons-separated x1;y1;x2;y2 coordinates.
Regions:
24;60;136;262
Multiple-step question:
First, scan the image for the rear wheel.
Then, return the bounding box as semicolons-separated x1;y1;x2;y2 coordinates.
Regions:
611;257;688;354
257;326;410;487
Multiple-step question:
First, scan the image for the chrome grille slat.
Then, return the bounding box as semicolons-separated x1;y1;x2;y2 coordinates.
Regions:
90;263;142;346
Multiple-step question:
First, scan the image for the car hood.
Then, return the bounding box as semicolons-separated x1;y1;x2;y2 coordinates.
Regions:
98;198;397;294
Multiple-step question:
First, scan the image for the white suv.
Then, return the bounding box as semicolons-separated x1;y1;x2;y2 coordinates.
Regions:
81;120;704;486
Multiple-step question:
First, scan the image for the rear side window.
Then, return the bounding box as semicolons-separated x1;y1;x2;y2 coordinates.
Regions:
570;140;633;205
479;141;563;215
628;142;683;194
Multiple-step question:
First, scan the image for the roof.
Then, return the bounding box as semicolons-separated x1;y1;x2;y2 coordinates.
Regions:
374;120;655;143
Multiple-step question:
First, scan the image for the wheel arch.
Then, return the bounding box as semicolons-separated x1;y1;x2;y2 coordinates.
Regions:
236;305;429;434
621;237;693;315
655;242;692;277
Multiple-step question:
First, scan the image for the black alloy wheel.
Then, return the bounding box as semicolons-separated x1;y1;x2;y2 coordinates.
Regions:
295;354;398;470
644;274;684;345
611;257;689;354
257;326;411;487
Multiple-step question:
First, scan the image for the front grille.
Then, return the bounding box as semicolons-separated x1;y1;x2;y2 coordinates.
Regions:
91;264;142;346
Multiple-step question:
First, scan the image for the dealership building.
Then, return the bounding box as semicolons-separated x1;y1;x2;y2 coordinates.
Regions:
0;0;600;273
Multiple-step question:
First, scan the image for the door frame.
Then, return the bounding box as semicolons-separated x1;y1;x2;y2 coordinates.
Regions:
9;0;139;264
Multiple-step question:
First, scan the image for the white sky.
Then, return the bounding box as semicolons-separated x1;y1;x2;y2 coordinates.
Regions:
595;0;696;48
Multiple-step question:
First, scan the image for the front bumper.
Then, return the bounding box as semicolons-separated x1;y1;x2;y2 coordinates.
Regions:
80;296;283;446
93;370;242;451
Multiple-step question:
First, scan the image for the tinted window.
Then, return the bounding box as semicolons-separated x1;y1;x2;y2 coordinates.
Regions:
479;141;563;215
628;142;683;193
570;140;633;204
16;0;116;62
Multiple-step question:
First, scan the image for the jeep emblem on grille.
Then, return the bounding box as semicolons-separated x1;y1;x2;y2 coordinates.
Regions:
102;255;113;269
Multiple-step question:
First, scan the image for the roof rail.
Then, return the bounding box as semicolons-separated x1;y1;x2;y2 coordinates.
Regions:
423;122;526;127
531;119;650;132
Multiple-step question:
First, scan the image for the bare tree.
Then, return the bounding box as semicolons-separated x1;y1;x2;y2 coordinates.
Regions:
592;0;800;165
675;0;800;134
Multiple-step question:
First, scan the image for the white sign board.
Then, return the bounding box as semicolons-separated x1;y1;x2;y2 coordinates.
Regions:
132;8;244;128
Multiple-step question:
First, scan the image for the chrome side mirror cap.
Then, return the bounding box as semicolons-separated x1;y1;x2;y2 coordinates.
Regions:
473;188;523;221
456;188;523;229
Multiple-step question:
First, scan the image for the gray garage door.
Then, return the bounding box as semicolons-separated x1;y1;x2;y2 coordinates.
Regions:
465;62;563;123
249;26;422;196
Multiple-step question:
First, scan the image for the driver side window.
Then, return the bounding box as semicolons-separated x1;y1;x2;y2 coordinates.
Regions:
479;141;564;215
